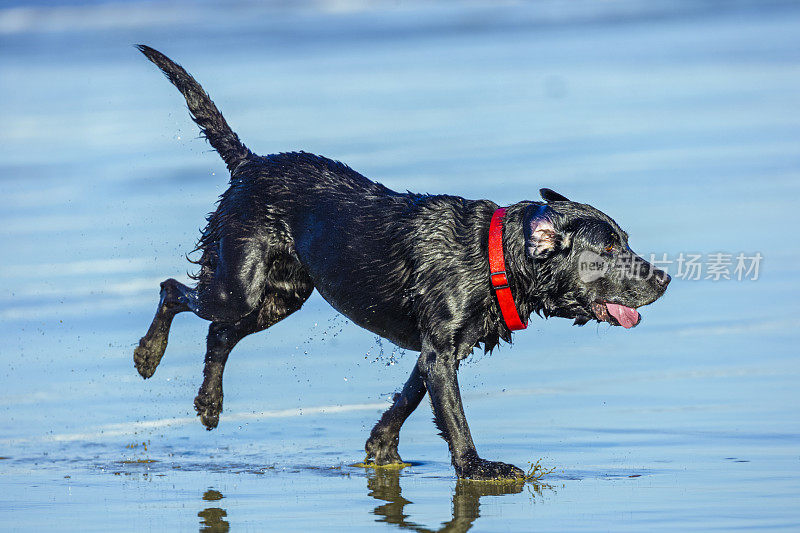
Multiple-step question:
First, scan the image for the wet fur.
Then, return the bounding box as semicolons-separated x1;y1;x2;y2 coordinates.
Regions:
133;46;668;480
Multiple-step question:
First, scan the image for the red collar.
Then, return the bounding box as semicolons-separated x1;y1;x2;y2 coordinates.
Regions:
488;208;527;331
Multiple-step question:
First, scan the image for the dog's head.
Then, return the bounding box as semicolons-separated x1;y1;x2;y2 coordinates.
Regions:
522;188;669;328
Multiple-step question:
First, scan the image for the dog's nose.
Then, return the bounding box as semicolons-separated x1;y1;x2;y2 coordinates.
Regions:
653;269;671;291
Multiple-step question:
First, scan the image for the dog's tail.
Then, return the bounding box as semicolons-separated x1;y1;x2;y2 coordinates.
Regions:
137;45;252;173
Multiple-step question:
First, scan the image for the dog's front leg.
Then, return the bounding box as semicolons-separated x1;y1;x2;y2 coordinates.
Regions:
418;339;524;480
365;362;427;465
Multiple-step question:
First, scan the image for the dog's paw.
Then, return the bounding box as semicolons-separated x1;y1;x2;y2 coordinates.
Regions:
194;392;222;430
133;340;164;379
456;456;525;481
365;433;404;465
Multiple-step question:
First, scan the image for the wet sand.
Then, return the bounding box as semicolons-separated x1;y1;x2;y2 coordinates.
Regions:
2;1;800;530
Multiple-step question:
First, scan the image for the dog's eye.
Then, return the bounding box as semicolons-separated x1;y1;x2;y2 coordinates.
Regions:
604;244;613;253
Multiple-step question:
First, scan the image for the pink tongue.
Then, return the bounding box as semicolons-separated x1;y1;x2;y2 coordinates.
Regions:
605;303;640;329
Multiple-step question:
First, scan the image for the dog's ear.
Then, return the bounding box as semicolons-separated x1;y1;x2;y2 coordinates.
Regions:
540;188;570;203
524;204;559;257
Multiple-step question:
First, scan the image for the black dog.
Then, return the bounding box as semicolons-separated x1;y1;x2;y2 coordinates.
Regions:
133;46;670;480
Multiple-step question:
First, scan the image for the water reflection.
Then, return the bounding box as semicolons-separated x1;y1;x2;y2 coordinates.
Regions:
367;469;543;532
199;489;229;533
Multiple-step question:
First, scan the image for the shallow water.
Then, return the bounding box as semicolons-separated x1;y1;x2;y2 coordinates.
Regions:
2;1;800;531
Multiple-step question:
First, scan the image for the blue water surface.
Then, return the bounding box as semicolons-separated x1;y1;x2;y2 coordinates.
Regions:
1;1;799;531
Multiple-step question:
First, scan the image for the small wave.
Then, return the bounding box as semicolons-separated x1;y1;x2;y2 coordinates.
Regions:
0;401;391;445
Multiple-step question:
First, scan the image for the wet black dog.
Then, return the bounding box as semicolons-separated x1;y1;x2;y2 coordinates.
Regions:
133;46;670;480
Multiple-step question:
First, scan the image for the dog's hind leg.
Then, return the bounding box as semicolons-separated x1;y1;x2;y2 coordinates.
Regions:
134;278;195;379
192;235;271;324
195;264;314;429
365;362;427;465
193;316;258;430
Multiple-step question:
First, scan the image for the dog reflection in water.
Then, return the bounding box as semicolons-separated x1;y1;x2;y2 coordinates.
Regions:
367;469;552;532
199;489;229;533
